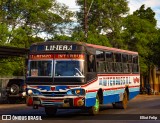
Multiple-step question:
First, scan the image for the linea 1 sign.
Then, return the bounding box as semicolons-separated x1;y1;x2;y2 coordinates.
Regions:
45;45;74;51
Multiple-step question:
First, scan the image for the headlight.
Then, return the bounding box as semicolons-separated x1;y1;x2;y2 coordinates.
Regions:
27;89;42;95
75;89;81;95
71;89;85;95
28;90;33;95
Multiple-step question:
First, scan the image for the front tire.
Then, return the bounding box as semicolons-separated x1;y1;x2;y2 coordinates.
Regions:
45;107;57;116
88;95;100;115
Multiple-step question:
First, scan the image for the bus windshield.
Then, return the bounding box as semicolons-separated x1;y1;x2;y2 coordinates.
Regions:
28;60;52;77
55;60;84;77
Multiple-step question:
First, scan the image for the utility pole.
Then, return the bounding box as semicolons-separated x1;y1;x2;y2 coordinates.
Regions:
84;0;88;39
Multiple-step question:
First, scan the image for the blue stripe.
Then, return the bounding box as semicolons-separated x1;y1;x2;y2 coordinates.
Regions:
86;92;97;98
129;91;139;100
84;88;140;107
85;97;96;107
103;95;117;104
38;86;50;91
129;87;140;92
103;89;125;96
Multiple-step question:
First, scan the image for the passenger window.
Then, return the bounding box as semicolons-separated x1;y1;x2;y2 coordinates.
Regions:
96;50;104;61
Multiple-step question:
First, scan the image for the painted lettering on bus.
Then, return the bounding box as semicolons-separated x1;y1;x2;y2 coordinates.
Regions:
133;77;140;83
55;54;84;59
29;54;53;59
99;76;132;86
45;45;73;51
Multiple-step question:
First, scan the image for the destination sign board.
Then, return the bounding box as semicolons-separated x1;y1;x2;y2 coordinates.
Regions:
55;54;84;59
29;54;84;60
29;54;53;60
45;45;74;51
30;44;83;52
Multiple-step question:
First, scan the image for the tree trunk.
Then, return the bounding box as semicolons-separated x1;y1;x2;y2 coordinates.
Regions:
149;65;153;90
153;65;159;94
140;74;144;88
159;75;160;93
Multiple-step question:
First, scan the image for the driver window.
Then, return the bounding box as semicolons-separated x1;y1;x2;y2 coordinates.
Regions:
87;55;96;72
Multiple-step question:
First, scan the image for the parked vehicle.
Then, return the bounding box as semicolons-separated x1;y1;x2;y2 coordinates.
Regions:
6;79;26;103
26;41;140;116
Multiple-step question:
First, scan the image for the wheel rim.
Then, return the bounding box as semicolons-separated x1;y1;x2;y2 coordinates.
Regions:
11;85;17;93
94;98;99;112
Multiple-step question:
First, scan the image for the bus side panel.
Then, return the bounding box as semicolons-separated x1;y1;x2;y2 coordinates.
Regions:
129;87;140;100
114;89;125;102
103;89;125;104
103;90;115;104
85;92;97;107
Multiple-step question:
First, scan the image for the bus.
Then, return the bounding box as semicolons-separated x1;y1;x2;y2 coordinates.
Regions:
26;41;140;116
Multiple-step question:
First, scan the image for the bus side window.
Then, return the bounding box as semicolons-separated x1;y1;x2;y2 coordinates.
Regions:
88;55;96;72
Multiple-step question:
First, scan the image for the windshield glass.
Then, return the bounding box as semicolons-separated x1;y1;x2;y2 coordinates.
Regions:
55;60;84;77
28;60;52;77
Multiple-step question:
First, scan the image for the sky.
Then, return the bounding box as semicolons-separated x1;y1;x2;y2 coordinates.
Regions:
57;0;160;27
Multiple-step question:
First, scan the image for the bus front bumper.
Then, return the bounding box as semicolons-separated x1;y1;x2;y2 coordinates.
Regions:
32;96;85;108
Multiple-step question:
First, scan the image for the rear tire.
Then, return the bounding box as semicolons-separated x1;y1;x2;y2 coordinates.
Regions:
112;91;128;109
88;95;100;115
120;91;128;109
45;107;57;116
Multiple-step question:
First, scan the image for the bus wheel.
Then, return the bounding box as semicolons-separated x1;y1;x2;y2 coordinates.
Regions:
88;95;100;115
120;91;128;109
45;107;57;116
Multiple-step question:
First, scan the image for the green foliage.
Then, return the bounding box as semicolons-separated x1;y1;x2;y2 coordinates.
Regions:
133;4;157;27
0;0;74;45
0;0;74;76
122;5;159;74
76;0;129;47
0;58;25;76
0;23;9;45
0;0;159;78
52;35;72;41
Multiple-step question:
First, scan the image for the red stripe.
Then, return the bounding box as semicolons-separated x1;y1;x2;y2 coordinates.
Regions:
103;85;140;91
86;90;98;93
29;86;38;88
41;98;63;102
82;78;97;87
129;85;140;88
98;74;140;76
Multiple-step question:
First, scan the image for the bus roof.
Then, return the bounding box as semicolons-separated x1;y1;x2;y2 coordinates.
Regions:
31;41;138;55
86;43;138;55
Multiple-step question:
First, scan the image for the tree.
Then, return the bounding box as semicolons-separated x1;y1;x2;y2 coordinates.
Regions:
122;5;158;72
133;4;157;27
0;0;74;76
0;23;9;45
0;0;74;46
76;0;129;47
122;5;159;91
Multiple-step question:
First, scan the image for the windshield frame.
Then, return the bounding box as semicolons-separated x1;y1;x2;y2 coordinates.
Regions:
54;59;85;78
27;59;53;78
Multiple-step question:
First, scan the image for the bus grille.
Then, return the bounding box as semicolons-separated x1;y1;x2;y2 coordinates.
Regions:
41;92;66;97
